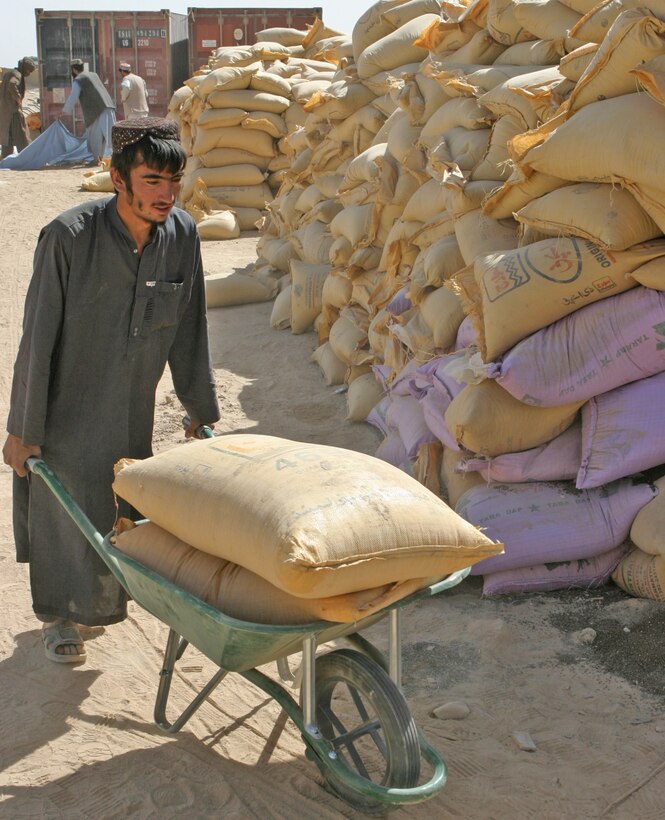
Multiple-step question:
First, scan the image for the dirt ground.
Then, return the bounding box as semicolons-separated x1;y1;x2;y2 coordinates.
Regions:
1;167;664;819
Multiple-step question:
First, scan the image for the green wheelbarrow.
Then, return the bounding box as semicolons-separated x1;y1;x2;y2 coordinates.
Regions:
27;453;469;816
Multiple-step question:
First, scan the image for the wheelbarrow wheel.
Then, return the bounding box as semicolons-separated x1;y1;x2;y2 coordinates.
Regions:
305;648;420;815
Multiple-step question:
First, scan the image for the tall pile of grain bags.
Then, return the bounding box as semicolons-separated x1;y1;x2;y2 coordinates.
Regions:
436;0;665;598
179;1;665;601
167;23;346;305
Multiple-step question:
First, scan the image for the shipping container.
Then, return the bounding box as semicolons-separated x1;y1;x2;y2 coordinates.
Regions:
35;9;189;133
187;7;323;74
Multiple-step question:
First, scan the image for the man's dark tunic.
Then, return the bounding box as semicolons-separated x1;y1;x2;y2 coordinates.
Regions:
8;196;220;625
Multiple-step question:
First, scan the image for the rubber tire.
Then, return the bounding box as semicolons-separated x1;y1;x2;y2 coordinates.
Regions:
304;648;420;815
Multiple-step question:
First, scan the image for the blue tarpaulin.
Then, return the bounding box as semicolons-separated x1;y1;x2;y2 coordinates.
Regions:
0;120;93;170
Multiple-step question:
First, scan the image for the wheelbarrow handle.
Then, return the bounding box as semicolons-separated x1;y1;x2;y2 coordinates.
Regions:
182;415;215;440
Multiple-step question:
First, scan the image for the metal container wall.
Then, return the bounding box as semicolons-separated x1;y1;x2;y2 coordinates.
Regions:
187;7;324;73
36;9;188;133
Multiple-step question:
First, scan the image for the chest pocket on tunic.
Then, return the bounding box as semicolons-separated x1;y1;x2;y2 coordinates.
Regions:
145;281;184;331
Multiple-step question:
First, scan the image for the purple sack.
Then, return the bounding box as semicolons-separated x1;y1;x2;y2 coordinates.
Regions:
455;478;656;575
375;431;409;468
455;315;479;350
577;370;665;489
492;286;665;406
386;285;412;317
417;353;468;450
421;389;460;450
385;395;436;459
461;421;582;484
482;543;630;597
366;395;392;436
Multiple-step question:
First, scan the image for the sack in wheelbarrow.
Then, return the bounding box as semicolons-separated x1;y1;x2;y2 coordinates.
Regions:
113;434;502;599
113;519;436;624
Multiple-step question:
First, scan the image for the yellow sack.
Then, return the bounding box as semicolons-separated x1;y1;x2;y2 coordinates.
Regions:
612;547;665;602
270;284;292;329
559;43;599;82
197;211;241;241
346;372;384;422
290;260;330;334
113;435;502;598
444;381;583;457
514;183;662;250
440;446;486;509
454;208;519;266
207;89;290;113
207;183;273;210
419;287;465;350
356;14;438;79
205;272;276;307
114;521;432;625
629;476;665;556
567;9;665;114
465;237;665;361
81;171;115;192
311;341;347;385
516;94;665;229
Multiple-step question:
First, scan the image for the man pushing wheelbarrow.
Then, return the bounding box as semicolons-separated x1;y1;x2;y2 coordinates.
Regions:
3;117;220;663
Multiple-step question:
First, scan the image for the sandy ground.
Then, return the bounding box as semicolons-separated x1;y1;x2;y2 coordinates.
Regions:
1;167;664;819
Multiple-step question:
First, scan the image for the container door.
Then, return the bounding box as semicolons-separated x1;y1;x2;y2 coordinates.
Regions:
38;16;99;135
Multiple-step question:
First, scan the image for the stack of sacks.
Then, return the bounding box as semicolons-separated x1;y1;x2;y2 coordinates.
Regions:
192;0;665;603
167;33;342;306
428;3;665;595
181;177;241;241
170;30;343;234
111;434;502;625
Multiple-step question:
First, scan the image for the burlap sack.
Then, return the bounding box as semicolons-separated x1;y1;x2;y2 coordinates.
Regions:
113;434;502;598
346;372;385;421
113;521;434;624
197;211;240;241
270;284;292;330
205;273;276;307
440;446;485;508
514;183;661;251
81;171;115;192
567;9;665;113
515;94;665;230
290;260;330;334
612;547;665;602
462;237;665;361
630;476;665;557
311;341;347;385
444;380;583;456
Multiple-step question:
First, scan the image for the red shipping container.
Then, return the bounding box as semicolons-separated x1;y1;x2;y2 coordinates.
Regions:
187;7;323;74
36;9;189;133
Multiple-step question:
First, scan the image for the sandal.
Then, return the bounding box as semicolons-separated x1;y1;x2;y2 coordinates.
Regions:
41;621;87;664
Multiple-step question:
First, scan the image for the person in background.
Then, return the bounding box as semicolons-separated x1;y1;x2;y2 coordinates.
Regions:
59;58;116;163
3;117;220;664
119;62;149;120
0;57;37;158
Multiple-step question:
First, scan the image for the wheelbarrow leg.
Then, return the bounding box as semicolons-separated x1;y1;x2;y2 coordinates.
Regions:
154;627;228;733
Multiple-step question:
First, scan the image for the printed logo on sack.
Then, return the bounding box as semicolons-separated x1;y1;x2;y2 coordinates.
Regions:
483;238;584;303
483;256;530;302
592;276;617;293
525;238;583;283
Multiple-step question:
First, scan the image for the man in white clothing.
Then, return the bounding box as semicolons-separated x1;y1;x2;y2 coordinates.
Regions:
119;62;149;119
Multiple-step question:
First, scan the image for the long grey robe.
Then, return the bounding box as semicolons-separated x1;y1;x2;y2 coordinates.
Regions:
8;196;220;625
0;68;30;156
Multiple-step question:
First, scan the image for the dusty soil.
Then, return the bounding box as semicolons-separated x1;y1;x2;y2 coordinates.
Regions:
1;167;664;820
